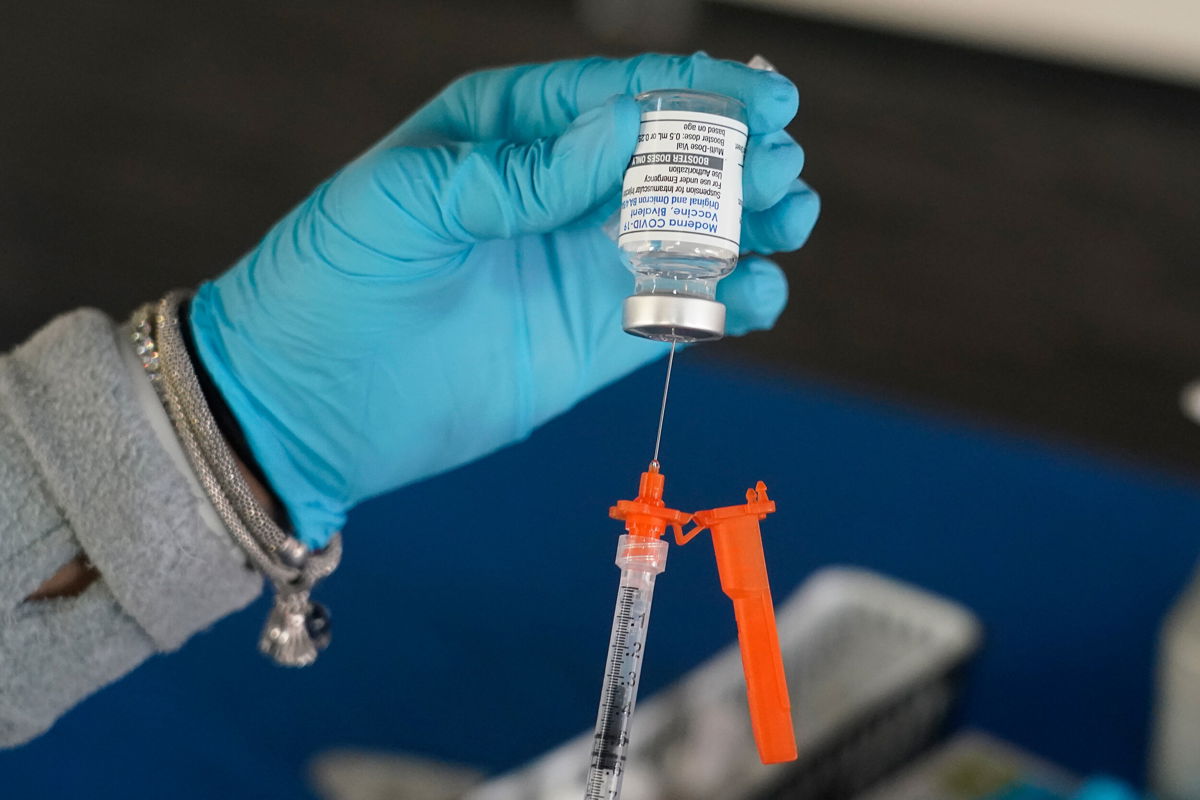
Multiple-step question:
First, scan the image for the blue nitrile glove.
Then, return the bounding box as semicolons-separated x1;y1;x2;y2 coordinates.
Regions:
189;53;820;547
1069;778;1141;800
992;776;1141;800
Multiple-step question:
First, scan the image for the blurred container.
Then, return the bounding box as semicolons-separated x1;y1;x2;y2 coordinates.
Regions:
573;0;699;48
466;567;982;800
1150;561;1200;800
853;730;1077;800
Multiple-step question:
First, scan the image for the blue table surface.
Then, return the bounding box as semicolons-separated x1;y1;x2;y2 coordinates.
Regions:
6;355;1200;798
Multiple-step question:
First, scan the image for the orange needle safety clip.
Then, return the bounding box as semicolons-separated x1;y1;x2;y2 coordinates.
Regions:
602;462;798;767
676;481;797;764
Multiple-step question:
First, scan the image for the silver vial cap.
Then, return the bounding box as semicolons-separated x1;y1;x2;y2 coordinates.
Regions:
622;294;726;343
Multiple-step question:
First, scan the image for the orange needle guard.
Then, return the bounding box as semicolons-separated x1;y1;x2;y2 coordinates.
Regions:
607;465;796;766
678;482;798;764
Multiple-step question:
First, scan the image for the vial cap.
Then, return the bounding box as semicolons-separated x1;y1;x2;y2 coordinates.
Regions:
622;295;726;343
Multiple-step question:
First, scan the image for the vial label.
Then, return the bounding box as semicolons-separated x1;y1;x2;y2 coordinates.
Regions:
618;110;748;252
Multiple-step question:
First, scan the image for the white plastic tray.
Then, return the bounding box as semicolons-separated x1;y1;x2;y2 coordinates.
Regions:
466;567;982;800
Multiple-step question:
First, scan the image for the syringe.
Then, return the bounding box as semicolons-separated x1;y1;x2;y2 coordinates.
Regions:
587;464;689;800
585;55;791;796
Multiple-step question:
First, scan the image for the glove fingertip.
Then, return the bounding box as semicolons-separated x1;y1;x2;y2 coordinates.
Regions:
720;256;789;336
756;72;800;131
604;94;642;187
558;94;641;212
568;92;637;136
718;60;798;132
745;133;806;211
778;185;821;251
608;93;641;139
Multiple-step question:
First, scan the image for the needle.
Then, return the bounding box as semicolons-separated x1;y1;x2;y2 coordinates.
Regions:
651;341;677;466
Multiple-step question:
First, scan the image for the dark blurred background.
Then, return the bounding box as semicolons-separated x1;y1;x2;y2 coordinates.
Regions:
2;0;1199;471
4;0;1200;796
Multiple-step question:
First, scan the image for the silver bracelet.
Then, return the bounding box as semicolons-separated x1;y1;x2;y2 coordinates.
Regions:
130;290;341;666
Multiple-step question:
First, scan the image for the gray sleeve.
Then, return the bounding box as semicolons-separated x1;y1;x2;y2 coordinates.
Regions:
0;308;262;747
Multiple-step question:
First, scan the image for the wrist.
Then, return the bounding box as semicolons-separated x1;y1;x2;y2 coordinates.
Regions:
25;556;99;601
234;453;278;519
178;298;289;529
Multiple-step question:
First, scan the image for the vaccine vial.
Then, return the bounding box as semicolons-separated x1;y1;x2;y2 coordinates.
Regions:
617;89;749;342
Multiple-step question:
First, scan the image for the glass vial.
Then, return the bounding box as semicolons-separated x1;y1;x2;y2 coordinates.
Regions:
617;89;749;342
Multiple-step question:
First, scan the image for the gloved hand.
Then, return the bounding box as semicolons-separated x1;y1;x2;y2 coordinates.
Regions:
190;53;820;547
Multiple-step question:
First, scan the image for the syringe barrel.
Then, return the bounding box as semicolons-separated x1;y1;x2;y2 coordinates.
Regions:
585;535;668;800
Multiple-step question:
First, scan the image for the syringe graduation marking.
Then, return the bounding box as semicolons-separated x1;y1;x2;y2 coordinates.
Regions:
590;585;640;777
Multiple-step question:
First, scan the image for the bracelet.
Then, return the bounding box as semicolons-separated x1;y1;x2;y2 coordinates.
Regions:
130;290;341;666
